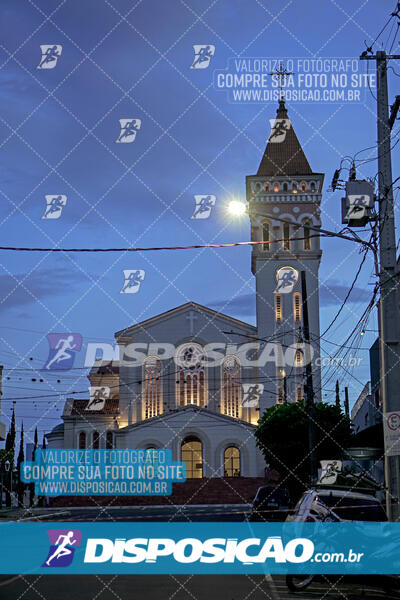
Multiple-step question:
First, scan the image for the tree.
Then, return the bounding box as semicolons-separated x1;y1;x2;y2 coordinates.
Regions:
16;423;25;507
29;427;38;506
255;400;352;502
4;407;15;507
335;380;341;410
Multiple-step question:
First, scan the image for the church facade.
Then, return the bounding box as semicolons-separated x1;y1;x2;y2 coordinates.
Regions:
47;101;323;480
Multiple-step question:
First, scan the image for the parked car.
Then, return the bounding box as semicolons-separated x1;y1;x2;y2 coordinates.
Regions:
285;487;390;593
249;485;290;521
286;487;387;522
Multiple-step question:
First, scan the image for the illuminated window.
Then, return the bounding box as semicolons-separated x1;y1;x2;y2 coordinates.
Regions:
273;182;279;192
78;431;86;449
224;447;241;477
303;219;312;250
292;183;298;194
295;349;303;367
265;183;269;192
92;431;99;449
181;437;202;478
106;431;113;449
177;343;206;407
262;221;270;251
296;385;304;402
283;223;291;250
275;294;282;322
301;182;307;192
277;387;284;404
221;356;241;418
143;356;162;419
293;292;302;322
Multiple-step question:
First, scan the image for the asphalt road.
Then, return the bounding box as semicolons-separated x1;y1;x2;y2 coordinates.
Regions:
0;574;398;600
0;504;251;521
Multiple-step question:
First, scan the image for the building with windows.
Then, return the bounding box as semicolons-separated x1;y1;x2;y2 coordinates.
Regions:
46;100;323;479
0;365;5;441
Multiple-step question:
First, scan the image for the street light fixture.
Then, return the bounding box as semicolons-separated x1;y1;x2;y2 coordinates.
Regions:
228;200;247;216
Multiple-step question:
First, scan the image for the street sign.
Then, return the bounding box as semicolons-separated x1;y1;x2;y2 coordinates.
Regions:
383;411;400;456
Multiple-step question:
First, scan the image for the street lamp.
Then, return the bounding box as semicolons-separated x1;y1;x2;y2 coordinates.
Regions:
228;200;247;216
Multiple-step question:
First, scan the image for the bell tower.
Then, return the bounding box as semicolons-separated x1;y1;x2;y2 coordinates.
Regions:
246;99;324;411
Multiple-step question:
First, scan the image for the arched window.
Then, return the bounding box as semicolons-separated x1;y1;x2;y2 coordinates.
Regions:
176;344;206;407
293;292;302;322
221;356;241;418
224;447;241;477
78;431;86;449
143;356;162;419
262;221;270;251
275;294;282;322
277;387;284;404
303;218;312;250
283;182;288;192
265;183;269;192
296;385;304;402
301;182;307;192
310;181;316;192
106;430;113;449
292;183;298;194
273;182;279;192
92;431;99;449
181;436;202;478
283;223;291;250
295;349;303;367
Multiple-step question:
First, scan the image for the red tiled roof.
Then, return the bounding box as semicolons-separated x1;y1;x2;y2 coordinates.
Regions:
257;100;312;177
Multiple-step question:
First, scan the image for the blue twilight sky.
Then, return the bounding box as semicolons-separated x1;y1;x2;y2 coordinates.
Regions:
0;0;398;444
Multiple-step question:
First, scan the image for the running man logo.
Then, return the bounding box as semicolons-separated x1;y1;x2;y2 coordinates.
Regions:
42;195;67;220
190;45;215;69
191;195;216;219
85;386;110;411
242;383;264;408
120;269;145;294
115;119;142;143
268;118;291;143
42;333;82;371
42;529;82;567
275;266;299;294
37;45;62;69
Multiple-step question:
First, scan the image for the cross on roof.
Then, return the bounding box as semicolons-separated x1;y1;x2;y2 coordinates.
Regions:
268;62;295;101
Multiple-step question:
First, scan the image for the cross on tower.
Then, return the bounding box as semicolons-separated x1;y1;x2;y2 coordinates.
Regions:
268;62;295;101
186;310;198;335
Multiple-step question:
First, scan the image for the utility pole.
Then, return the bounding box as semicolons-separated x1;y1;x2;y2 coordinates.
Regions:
301;271;317;484
361;50;400;520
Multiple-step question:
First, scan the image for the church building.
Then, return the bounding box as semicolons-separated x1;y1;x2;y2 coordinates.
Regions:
47;100;323;480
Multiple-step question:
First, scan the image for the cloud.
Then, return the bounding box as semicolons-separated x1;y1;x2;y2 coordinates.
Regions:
320;280;371;306
209;293;256;316
0;268;84;312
